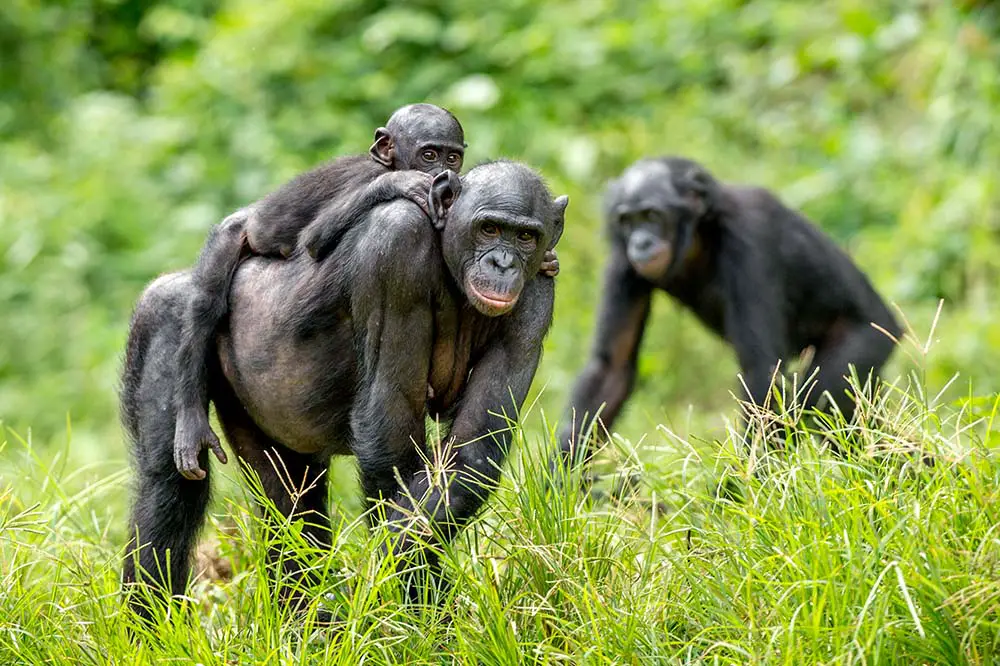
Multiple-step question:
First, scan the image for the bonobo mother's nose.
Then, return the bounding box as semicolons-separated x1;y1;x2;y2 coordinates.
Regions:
486;251;515;272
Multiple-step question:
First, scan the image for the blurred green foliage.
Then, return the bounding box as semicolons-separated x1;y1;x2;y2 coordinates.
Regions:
1;0;998;453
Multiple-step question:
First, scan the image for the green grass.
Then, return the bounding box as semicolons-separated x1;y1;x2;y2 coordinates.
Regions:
2;342;1000;664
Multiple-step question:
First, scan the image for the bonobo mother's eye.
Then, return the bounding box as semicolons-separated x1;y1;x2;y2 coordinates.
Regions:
517;230;538;243
422;149;439;162
481;223;501;237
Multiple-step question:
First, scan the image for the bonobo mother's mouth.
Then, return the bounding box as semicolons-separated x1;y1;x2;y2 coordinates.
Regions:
468;283;519;315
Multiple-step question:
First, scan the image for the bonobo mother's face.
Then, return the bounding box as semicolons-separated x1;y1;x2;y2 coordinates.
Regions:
431;162;568;316
607;160;702;281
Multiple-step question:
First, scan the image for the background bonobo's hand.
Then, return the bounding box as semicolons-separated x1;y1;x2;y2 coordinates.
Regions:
540;249;560;277
174;407;228;480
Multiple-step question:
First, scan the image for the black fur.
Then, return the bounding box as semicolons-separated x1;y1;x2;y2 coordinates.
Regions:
120;160;568;617
171;104;467;482
558;156;901;462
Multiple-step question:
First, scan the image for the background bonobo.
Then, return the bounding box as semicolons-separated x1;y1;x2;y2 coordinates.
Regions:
120;161;568;617
558;156;900;464
171;103;467;481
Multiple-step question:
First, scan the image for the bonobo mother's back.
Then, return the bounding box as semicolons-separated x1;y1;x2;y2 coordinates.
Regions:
216;161;565;458
216;197;442;454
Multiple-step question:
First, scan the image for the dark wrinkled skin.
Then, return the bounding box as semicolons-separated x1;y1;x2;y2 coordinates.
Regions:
558;156;900;466
120;160;568;619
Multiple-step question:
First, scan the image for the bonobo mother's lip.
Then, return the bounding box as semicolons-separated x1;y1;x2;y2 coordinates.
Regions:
468;283;519;314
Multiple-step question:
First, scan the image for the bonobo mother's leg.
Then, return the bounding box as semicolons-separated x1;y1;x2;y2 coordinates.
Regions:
172;210;254;480
212;382;332;608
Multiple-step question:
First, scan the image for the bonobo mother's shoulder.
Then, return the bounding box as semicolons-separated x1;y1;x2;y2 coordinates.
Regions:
358;199;442;284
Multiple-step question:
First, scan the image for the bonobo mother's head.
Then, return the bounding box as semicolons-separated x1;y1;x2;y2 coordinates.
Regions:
429;161;568;317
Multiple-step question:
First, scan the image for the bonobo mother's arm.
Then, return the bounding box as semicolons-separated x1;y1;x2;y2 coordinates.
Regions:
384;278;554;545
349;204;438;503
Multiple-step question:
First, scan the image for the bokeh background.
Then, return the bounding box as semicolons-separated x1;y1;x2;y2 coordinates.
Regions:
1;0;998;464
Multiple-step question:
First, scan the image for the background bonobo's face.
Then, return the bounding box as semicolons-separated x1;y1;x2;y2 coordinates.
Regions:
607;159;705;281
376;103;466;175
436;162;567;316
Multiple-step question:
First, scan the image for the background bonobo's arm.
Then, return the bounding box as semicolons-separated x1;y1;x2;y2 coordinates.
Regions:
384;278;554;548
301;170;433;261
718;231;787;412
556;243;652;465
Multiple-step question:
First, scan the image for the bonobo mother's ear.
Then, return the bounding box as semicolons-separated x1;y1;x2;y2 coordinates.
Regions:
430;169;462;230
548;195;569;249
369;127;394;167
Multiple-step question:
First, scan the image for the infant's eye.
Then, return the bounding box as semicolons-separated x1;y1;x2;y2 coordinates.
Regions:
422;149;438;162
447;153;461;164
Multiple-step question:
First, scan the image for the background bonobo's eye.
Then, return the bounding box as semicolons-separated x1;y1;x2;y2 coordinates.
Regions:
422;149;438;162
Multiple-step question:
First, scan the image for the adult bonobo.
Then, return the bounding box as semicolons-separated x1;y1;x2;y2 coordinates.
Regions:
558;156;900;464
121;160;568;617
171;103;468;483
173;105;561;483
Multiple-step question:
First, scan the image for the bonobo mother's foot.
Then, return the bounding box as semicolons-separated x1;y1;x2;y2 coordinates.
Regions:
174;407;228;480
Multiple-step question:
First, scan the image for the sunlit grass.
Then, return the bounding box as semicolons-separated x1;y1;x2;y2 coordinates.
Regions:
2;347;999;664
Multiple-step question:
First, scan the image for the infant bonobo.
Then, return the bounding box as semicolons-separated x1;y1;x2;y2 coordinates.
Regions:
171;104;560;480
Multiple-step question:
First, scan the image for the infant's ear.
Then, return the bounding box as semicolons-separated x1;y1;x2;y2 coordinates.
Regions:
369;127;394;167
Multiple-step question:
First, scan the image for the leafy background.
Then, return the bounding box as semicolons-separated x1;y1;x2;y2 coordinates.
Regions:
1;0;998;461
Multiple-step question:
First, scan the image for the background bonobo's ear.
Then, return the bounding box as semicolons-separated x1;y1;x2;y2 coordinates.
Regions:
680;165;717;218
548;195;569;249
430;169;461;230
369;127;394;167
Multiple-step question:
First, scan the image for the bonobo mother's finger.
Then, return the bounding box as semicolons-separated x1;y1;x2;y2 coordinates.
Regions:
540;250;560;277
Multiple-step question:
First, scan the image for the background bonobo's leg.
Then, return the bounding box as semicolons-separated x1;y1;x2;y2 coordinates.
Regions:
212;384;331;608
121;274;212;620
557;248;652;468
800;320;898;425
172;210;253;480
